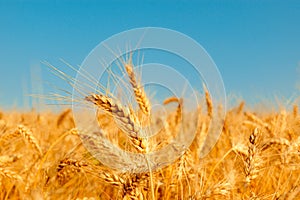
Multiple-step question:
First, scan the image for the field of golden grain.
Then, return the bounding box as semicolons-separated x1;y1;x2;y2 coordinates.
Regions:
1;102;299;200
0;59;300;200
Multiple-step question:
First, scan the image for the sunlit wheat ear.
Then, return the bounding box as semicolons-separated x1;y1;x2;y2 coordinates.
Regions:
56;108;72;127
99;169;149;199
56;158;88;185
0;128;19;142
123;54;151;116
261;137;290;151
0;155;19;167
18;125;43;157
122;173;150;200
236;101;245;115
85;93;154;199
202;180;231;199
0;167;23;182
163;97;183;127
244;127;262;197
293;105;298;118
99;171;126;187
244;112;272;133
203;84;213;119
85;94;148;153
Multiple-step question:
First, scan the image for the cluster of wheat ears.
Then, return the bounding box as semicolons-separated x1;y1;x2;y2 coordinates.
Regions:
0;56;300;200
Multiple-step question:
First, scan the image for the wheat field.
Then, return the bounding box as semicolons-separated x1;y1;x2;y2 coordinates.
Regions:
0;59;300;199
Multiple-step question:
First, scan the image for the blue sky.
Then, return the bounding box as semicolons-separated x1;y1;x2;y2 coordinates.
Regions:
0;1;299;110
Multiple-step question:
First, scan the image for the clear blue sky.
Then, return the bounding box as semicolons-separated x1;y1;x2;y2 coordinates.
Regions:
0;1;299;110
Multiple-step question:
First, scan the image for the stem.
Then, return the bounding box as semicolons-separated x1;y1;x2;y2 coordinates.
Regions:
144;154;155;200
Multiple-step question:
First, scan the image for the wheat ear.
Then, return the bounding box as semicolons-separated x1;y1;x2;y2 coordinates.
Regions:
244;112;271;133
244;128;261;197
85;94;147;153
124;62;151;115
86;93;154;199
293;105;298;118
163;97;183;125
203;85;213;119
56;108;72;127
0;167;22;182
18;125;43;157
0;155;19;167
261;138;290;151
236;101;245;114
99;171;126;187
57;158;88;184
